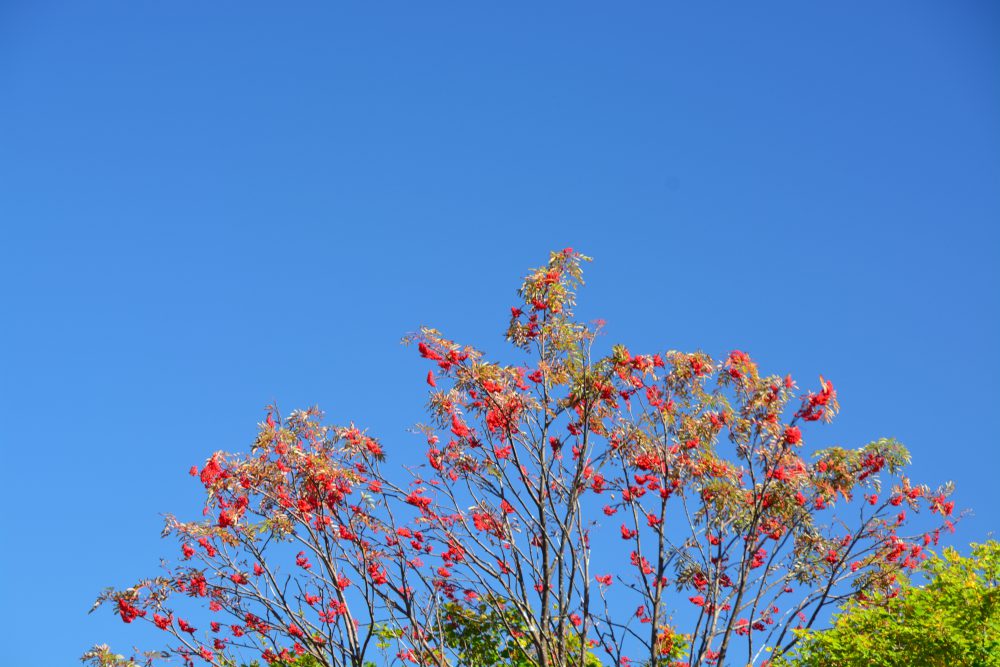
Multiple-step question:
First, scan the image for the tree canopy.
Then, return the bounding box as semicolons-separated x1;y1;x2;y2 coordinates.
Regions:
86;250;960;667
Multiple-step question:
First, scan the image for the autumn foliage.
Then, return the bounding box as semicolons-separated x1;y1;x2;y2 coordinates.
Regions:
87;250;959;667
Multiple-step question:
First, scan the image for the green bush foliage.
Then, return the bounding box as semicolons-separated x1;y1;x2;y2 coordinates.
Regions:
776;541;1000;667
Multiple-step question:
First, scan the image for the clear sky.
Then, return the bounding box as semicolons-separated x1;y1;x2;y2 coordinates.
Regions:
1;2;997;666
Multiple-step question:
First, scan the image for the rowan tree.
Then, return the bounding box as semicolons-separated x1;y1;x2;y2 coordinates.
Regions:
87;249;958;667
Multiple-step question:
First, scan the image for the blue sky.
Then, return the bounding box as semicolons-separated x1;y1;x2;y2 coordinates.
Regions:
1;2;997;665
